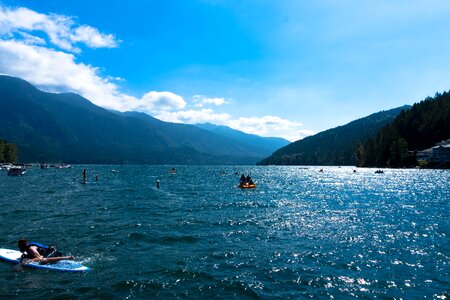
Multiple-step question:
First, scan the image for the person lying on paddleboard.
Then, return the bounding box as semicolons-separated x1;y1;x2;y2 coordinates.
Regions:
18;239;74;265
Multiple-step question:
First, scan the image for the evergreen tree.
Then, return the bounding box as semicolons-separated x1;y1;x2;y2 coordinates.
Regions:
5;143;18;162
0;141;4;162
0;140;18;163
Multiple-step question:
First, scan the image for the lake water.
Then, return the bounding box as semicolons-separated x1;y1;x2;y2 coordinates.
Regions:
0;165;448;299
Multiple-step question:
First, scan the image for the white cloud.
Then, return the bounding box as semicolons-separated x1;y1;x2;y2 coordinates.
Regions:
0;7;46;31
138;91;186;112
193;94;229;107
155;109;231;124
154;108;313;141
17;31;46;45
0;6;119;52
0;40;125;108
71;25;118;49
0;39;190;116
106;76;125;82
227;116;314;141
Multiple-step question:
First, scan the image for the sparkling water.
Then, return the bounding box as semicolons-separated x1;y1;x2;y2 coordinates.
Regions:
0;166;448;299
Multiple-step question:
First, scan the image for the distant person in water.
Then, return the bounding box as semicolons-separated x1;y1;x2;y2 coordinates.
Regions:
82;169;87;182
18;239;74;264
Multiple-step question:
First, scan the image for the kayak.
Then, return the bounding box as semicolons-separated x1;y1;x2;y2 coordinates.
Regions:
239;183;256;189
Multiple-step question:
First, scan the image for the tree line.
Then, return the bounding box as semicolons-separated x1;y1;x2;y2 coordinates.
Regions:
356;91;450;167
0;140;18;163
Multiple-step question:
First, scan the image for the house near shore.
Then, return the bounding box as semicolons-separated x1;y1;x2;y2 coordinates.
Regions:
416;139;450;166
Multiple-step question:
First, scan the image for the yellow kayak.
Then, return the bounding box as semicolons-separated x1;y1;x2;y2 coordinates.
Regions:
239;183;256;189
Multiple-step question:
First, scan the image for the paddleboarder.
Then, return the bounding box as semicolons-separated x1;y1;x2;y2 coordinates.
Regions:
18;239;74;265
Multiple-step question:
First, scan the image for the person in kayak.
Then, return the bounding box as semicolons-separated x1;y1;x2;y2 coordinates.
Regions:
240;174;246;184
18;239;74;264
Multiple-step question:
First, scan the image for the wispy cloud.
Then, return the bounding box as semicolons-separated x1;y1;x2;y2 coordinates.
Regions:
155;108;231;124
193;95;229;107
0;6;119;52
154;110;313;141
227;116;314;141
0;40;127;109
0;38;188;115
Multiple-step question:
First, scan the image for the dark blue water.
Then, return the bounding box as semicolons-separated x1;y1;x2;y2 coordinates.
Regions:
0;166;448;299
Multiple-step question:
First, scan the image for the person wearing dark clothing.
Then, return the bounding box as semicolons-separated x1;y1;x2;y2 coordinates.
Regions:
18;239;74;264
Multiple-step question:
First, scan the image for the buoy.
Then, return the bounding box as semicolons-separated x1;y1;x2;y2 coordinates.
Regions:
156;180;160;189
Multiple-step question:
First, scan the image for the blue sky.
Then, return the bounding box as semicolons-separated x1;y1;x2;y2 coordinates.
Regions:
1;0;449;141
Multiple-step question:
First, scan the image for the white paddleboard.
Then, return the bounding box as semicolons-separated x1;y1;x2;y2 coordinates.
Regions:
0;248;90;272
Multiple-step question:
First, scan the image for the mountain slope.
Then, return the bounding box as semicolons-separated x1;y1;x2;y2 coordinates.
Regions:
0;75;284;164
195;122;290;155
120;111;287;158
258;106;410;166
358;91;450;167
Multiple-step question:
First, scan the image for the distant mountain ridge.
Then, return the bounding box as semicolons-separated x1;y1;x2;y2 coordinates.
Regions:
258;105;410;166
0;75;287;164
195;122;289;155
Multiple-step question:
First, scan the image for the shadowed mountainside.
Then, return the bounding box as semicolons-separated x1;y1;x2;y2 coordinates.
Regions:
0;75;287;164
357;91;450;167
258;105;410;166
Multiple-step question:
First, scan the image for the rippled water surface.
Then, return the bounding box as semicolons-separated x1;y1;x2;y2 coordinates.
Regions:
0;166;449;299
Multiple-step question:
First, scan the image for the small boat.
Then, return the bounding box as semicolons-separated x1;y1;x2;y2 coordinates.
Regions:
0;164;13;170
375;170;384;174
239;183;257;189
7;167;26;176
50;164;71;169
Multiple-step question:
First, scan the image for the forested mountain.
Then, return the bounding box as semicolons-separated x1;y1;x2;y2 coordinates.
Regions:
0;75;285;164
258;106;409;166
357;91;450;167
195;122;289;154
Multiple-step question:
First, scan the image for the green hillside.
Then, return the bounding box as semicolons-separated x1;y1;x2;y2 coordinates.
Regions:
0;75;286;164
258;106;409;166
357;91;450;167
